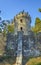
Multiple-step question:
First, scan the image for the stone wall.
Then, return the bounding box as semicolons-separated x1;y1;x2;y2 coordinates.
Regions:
6;31;41;57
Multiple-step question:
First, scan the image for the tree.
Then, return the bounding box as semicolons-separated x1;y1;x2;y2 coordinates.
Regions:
2;20;11;36
0;28;2;33
32;8;41;34
32;17;41;34
39;8;41;12
7;23;14;33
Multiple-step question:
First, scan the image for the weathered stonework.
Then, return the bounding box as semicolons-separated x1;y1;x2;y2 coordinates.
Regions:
6;11;41;65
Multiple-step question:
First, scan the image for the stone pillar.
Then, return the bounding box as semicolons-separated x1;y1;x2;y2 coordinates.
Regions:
16;31;23;65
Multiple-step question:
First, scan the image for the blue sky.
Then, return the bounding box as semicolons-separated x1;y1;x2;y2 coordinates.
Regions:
0;0;41;26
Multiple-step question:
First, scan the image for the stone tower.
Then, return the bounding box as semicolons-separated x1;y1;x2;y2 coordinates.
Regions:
6;11;40;65
13;11;31;65
14;11;31;35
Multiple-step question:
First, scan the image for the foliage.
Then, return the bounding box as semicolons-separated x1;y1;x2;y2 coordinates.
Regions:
7;23;14;33
0;28;2;33
0;19;14;36
37;62;41;65
3;29;7;37
26;57;41;65
32;8;41;34
39;8;41;12
32;17;41;34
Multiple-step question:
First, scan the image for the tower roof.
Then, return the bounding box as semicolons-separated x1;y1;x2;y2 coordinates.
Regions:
14;11;31;23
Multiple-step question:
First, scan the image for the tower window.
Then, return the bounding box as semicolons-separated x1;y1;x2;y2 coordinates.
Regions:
20;19;23;23
20;27;23;31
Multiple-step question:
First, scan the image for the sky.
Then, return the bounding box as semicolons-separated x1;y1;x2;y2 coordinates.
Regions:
0;0;41;26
